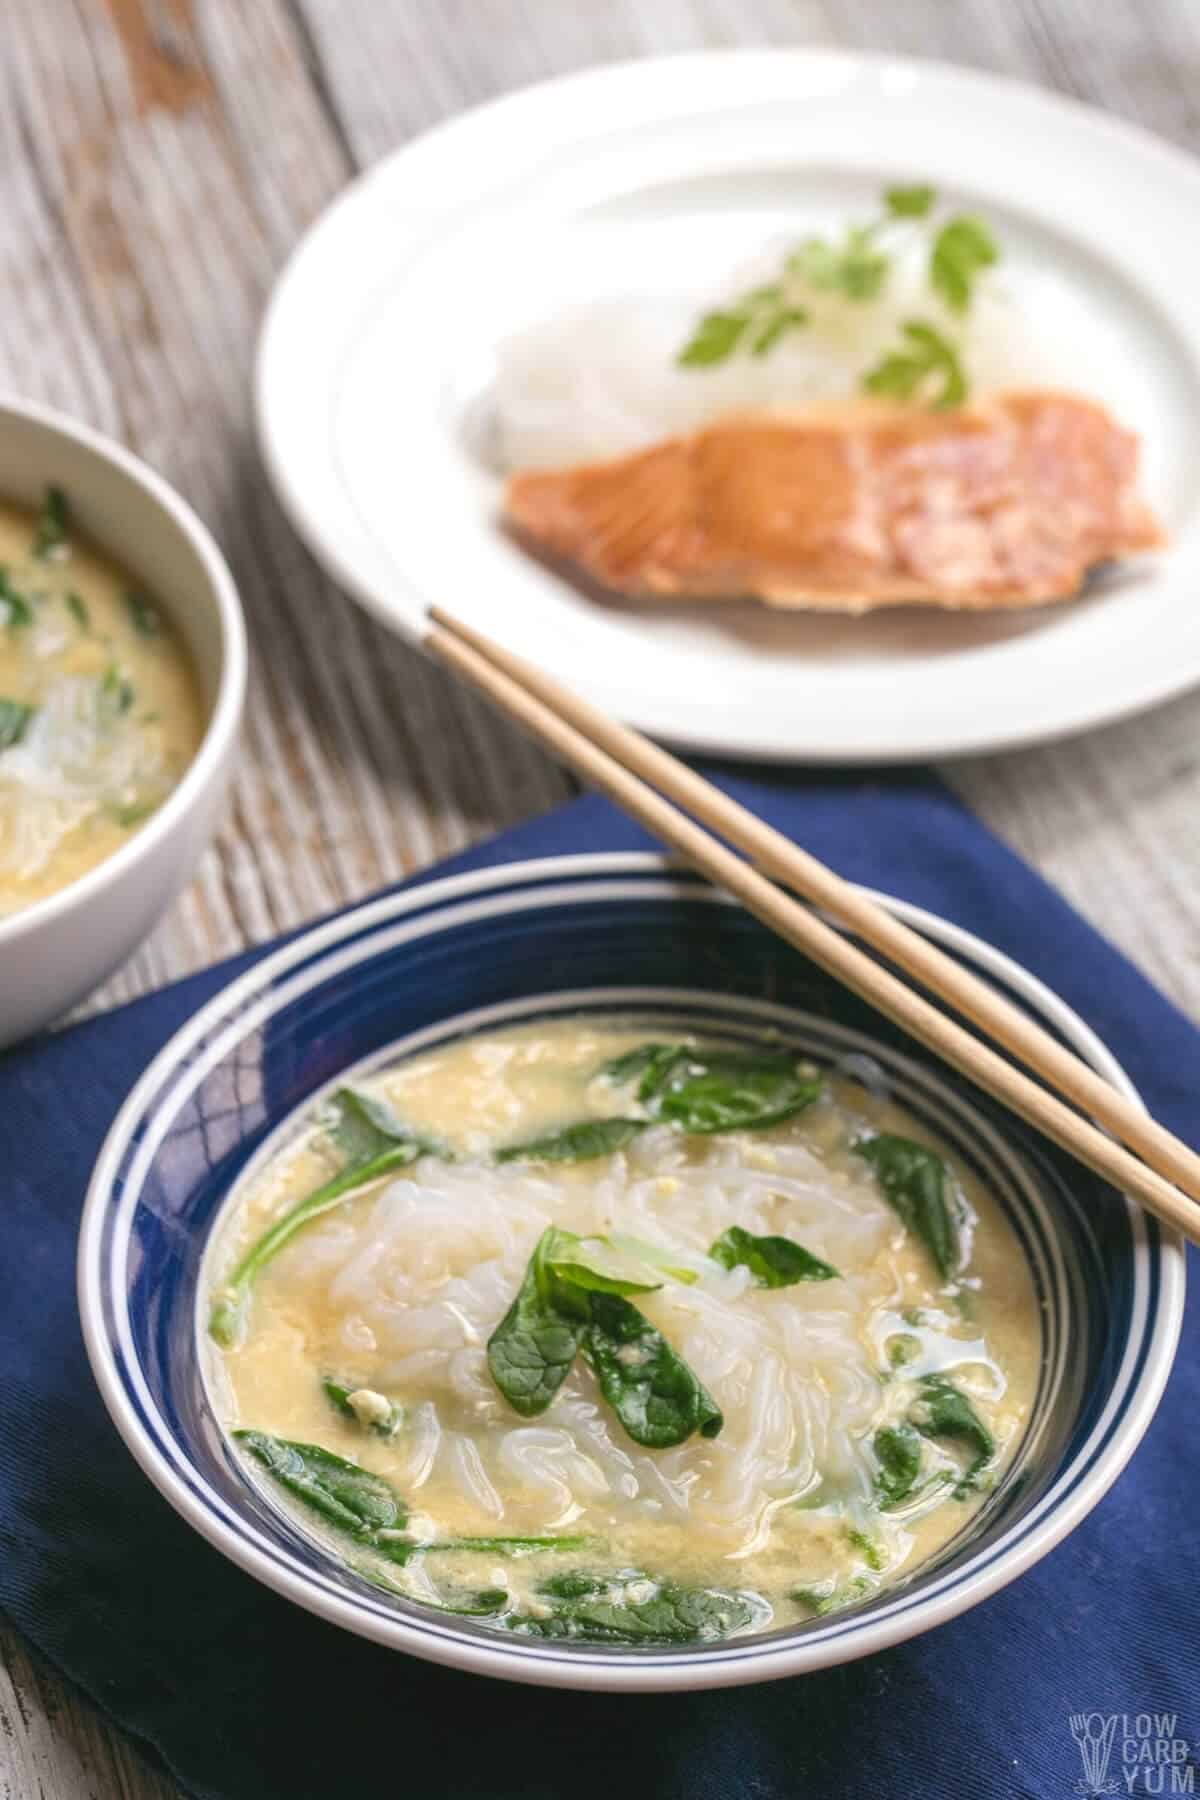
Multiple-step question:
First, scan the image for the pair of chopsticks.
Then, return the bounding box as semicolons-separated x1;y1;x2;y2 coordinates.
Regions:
425;606;1200;1249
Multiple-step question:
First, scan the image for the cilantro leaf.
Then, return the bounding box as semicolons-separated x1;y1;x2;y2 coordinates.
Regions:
677;310;752;367
885;184;937;218
789;227;888;301
930;214;999;313
862;320;967;410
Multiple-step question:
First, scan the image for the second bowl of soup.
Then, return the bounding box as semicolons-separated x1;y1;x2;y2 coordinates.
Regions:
0;397;244;1042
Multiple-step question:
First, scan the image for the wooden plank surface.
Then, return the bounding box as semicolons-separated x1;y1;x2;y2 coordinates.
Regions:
2;1;1198;1794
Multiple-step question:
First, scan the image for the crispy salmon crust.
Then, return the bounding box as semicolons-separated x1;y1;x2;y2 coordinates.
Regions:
504;392;1164;612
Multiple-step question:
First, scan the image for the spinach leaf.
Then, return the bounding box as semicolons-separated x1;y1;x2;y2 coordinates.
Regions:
486;1231;586;1416
322;1377;403;1438
236;1431;407;1537
519;1577;755;1644
495;1117;645;1164
846;1527;886;1572
607;1231;699;1285
911;1374;994;1492
0;572;32;629
601;1042;687;1099
488;1230;719;1447
644;1048;822;1134
209;1089;430;1345
601;1041;822;1133
542;1226;663;1297
0;698;35;749
66;591;89;630
126;591;161;637
709;1225;839;1286
352;1560;510;1616
874;1422;924;1508
582;1292;723;1448
329;1086;439;1164
538;1570;609;1600
431;1587;509;1616
792;1575;872;1617
855;1133;961;1278
381;1532;594;1567
32;486;69;560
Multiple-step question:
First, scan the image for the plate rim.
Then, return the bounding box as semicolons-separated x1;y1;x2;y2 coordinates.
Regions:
78;850;1187;1690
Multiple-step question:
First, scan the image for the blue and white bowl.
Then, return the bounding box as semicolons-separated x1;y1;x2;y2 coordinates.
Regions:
77;854;1185;1691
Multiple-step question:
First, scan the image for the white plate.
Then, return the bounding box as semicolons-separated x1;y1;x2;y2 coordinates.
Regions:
256;51;1200;763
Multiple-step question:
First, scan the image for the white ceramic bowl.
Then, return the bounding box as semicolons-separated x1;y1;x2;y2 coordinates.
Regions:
0;396;246;1045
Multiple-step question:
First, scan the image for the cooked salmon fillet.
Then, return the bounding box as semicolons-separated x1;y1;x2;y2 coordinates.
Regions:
504;392;1164;611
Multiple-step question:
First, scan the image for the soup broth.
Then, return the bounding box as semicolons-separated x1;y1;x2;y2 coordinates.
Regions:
0;490;203;914
205;1018;1041;1646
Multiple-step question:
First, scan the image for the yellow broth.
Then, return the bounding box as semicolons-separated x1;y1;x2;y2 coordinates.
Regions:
0;492;203;914
205;1019;1042;1642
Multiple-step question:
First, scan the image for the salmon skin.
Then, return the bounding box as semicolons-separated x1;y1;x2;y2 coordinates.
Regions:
504;392;1164;612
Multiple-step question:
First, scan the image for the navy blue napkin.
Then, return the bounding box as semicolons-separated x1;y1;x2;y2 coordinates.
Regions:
1;767;1196;1800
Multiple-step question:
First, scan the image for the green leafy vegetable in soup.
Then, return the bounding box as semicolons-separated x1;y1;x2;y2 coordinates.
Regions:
855;1133;962;1277
0;489;203;917
709;1224;839;1286
210;1021;1036;1646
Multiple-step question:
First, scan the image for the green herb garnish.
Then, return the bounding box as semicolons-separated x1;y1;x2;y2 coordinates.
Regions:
930;215;999;313
98;663;135;719
32;486;69;560
709;1224;839;1287
862;321;967;410
0;572;32;629
855;1133;962;1278
0;698;35;749
884;184;936;218
65;591;90;630
678;288;809;367
125;591;161;637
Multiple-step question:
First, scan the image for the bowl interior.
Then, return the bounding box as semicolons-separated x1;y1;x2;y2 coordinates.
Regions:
81;859;1171;1689
0;401;228;715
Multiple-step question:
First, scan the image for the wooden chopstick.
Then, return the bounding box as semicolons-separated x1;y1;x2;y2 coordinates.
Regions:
432;606;1200;1208
425;609;1200;1248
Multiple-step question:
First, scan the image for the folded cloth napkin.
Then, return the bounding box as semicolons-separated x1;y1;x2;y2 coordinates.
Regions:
1;767;1196;1800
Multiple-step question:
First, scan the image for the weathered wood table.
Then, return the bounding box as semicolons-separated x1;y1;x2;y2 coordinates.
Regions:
2;1;1197;1792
